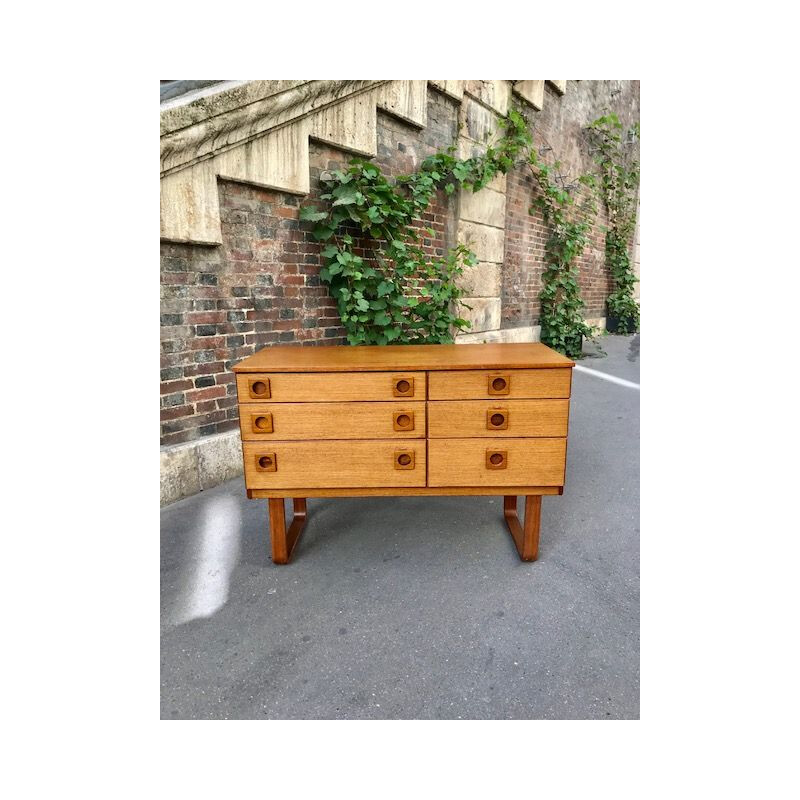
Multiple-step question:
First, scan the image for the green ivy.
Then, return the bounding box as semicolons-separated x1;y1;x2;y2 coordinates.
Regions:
588;113;640;334
527;147;597;358
299;105;631;356
300;110;532;345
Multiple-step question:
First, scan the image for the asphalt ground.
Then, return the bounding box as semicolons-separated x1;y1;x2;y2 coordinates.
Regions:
161;334;640;719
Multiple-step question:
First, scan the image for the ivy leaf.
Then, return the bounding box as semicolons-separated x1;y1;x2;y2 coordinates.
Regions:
373;311;391;326
377;281;393;297
313;225;335;241
299;206;328;222
331;184;362;206
356;298;370;312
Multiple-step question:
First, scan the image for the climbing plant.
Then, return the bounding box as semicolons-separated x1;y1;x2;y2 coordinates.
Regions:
300;104;613;356
526;146;598;358
588;113;640;334
300;110;532;345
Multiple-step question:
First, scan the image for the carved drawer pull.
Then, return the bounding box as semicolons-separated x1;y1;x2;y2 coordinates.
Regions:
486;408;509;430
255;452;277;472
393;375;415;397
393;411;415;431
248;378;271;399
486;450;508;470
394;450;415;470
488;373;510;395
251;413;273;433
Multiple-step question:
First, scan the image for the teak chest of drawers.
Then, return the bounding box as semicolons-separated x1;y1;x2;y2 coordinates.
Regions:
233;342;574;564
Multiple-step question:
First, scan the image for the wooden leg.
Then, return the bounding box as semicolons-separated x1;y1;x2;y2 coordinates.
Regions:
268;498;308;564
503;495;542;561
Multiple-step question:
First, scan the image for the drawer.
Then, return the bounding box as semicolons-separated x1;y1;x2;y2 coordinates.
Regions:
236;371;425;403
428;399;569;438
239;401;425;440
427;369;571;400
242;439;426;489
427;437;566;487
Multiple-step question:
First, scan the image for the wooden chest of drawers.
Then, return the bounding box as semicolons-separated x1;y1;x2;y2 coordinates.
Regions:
233;342;574;563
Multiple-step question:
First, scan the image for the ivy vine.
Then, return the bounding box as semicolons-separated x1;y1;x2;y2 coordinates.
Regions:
526;146;597;358
300;111;532;345
300;103;636;356
588;113;640;334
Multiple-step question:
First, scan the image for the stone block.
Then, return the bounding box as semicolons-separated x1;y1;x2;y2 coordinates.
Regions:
457;137;507;193
197;431;244;490
513;80;544;110
458;220;505;263
215;119;310;195
160;159;222;245
464;80;510;115
377;80;427;128
458;297;501;333
455;324;541;344
459;186;506;229
160;442;201;506
460;97;503;145
160;430;244;506
310;91;378;156
429;80;465;101
457;262;501;297
584;317;607;331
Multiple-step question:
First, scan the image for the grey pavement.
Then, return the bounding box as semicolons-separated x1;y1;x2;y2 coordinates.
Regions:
161;333;640;719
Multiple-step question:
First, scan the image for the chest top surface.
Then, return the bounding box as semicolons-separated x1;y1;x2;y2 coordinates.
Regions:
233;342;574;373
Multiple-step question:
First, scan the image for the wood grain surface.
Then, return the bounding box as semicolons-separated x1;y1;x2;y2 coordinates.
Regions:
238;401;425;440
235;371;425;403
428;399;569;438
242;439;426;489
233;342;575;373
428;369;572;400
427;437;567;487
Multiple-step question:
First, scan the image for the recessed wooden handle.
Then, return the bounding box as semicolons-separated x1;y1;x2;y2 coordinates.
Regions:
251;413;273;433
248;378;271;399
487;374;510;395
487;408;509;430
255;452;277;472
393;375;414;397
485;450;508;470
393;411;415;431
394;450;415;469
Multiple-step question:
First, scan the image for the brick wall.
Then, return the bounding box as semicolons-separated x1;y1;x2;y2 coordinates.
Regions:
503;82;639;326
160;87;459;447
160;81;638;448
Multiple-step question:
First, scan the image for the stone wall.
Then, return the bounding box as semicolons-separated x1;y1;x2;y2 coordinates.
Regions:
160;79;640;504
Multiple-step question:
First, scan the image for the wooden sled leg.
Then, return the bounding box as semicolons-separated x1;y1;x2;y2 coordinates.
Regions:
503;495;542;561
268;498;308;564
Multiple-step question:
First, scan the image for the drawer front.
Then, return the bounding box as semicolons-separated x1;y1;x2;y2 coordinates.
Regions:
235;371;426;403
428;437;566;487
239;401;425;440
242;439;426;489
428;399;569;438
428;369;571;400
